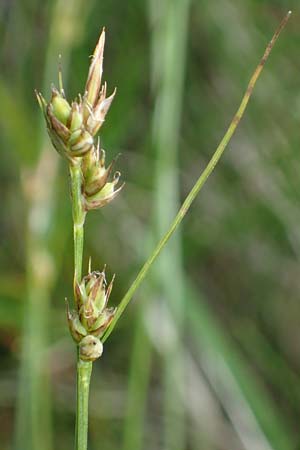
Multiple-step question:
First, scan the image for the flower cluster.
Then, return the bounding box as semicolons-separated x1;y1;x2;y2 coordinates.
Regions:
37;30;121;361
36;29;123;210
67;267;116;361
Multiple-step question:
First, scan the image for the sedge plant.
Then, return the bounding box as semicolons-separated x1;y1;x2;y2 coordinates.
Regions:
36;11;291;450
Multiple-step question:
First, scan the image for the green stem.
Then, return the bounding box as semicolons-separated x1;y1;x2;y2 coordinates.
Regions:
103;10;291;343
76;355;93;450
69;162;91;450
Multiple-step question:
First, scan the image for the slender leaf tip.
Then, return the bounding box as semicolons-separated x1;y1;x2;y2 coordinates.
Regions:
102;11;291;343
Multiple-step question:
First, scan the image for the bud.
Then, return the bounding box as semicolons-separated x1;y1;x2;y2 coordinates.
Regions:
82;143;124;210
83;28;116;135
70;102;83;131
84;28;116;136
84;173;123;210
79;335;103;361
66;300;87;342
85;29;105;109
86;86;116;136
51;90;71;125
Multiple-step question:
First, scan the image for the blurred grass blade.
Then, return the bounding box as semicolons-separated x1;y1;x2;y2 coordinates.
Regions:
186;286;295;450
148;0;190;448
233;322;300;410
0;80;37;165
103;10;291;342
122;0;191;447
122;305;152;450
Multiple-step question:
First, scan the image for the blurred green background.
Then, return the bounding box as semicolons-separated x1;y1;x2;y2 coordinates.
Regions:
1;0;300;449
